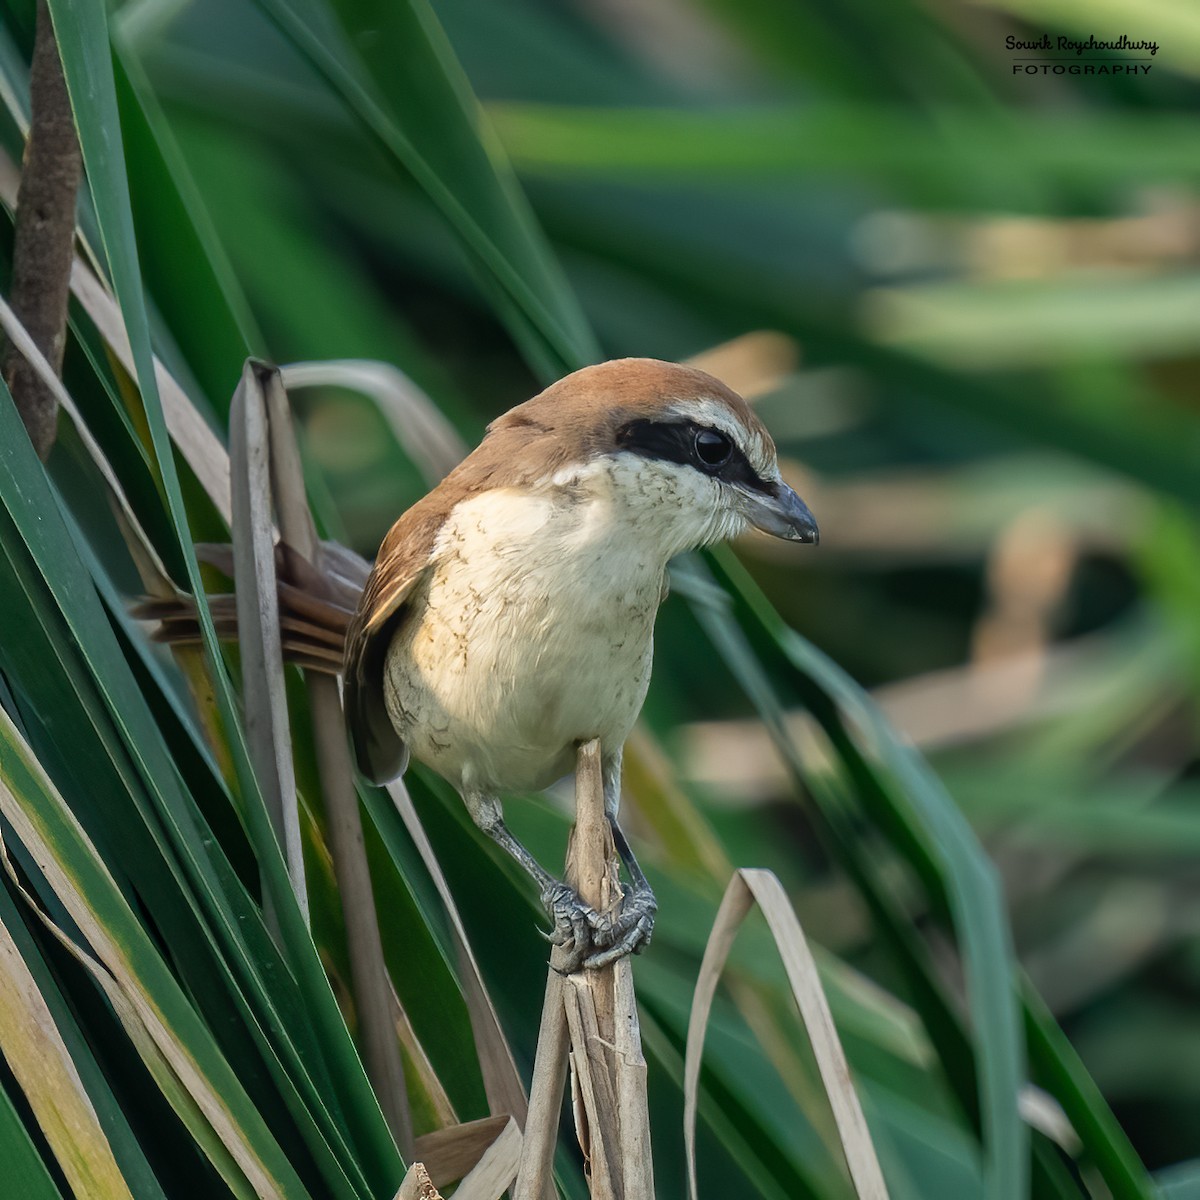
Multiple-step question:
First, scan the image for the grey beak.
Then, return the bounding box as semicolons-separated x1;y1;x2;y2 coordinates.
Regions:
739;483;819;544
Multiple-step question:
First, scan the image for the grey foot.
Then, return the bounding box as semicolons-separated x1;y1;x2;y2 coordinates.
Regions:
540;881;604;973
584;886;657;970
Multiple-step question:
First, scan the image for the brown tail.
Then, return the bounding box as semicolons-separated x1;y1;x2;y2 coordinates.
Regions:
131;540;369;675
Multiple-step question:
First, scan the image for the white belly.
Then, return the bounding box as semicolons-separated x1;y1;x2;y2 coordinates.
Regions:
383;486;664;793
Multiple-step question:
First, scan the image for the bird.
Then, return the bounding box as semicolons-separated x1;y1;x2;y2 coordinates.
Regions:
342;358;818;969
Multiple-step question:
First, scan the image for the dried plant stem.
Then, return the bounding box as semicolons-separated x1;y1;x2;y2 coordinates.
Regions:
514;740;654;1200
388;780;530;1127
256;363;413;1156
310;678;412;1152
514;971;568;1199
1;0;82;459
684;870;888;1200
229;364;309;924
611;962;652;1185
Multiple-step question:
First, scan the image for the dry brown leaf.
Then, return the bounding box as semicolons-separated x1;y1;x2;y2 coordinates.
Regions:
449;1116;523;1200
511;968;569;1200
684;868;888;1200
559;744;623;1198
248;361;412;1155
612;958;652;1185
413;1114;509;1184
387;778;530;1129
261;365;321;562
562;984;618;1195
312;672;416;1156
229;362;308;919
686;331;799;401
395;1161;444;1200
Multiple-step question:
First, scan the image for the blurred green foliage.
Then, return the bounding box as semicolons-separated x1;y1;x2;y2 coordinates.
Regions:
2;0;1200;1196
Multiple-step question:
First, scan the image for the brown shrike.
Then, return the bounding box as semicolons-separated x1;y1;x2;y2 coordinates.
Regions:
343;358;818;969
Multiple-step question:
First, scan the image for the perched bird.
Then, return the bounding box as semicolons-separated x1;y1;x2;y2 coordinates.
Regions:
343;358;818;968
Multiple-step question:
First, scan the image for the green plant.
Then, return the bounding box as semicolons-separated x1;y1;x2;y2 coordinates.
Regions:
1;0;1195;1195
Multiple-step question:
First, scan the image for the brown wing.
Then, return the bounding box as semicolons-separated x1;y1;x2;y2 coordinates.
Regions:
341;421;544;783
343;499;445;784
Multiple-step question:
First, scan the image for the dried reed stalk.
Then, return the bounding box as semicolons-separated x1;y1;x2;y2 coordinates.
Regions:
514;740;654;1200
684;869;888;1200
229;364;309;924
248;362;413;1157
2;0;81;459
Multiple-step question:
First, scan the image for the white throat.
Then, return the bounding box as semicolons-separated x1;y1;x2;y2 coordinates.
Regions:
547;453;747;562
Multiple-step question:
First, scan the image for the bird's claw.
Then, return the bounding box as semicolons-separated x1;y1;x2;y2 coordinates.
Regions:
540;881;600;972
540;880;657;971
583;886;657;969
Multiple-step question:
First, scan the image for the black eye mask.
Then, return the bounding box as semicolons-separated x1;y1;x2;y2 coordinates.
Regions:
614;419;776;496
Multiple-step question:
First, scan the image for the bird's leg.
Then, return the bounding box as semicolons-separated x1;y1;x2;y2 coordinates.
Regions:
585;749;657;968
462;789;599;971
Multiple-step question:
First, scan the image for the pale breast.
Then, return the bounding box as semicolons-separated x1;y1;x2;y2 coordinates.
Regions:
382;484;665;793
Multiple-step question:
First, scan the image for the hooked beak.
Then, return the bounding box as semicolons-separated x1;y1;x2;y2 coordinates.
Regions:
737;482;819;544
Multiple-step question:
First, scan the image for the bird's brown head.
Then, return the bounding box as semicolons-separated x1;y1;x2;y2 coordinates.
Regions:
486;358;819;554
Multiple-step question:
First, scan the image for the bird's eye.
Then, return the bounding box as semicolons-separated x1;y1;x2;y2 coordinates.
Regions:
693;428;733;471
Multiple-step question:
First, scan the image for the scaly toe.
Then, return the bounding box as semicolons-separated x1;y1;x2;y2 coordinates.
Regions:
584;905;619;946
614;888;657;939
582;888;656;968
540;881;600;960
584;915;653;969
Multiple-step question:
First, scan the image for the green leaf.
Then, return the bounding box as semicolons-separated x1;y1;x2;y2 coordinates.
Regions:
1023;985;1159;1200
489;104;1200;197
111;42;264;407
0;375;382;1198
683;549;1029;1200
251;0;598;378
682;547;1159;1199
40;2;404;1186
0;706;310;1198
